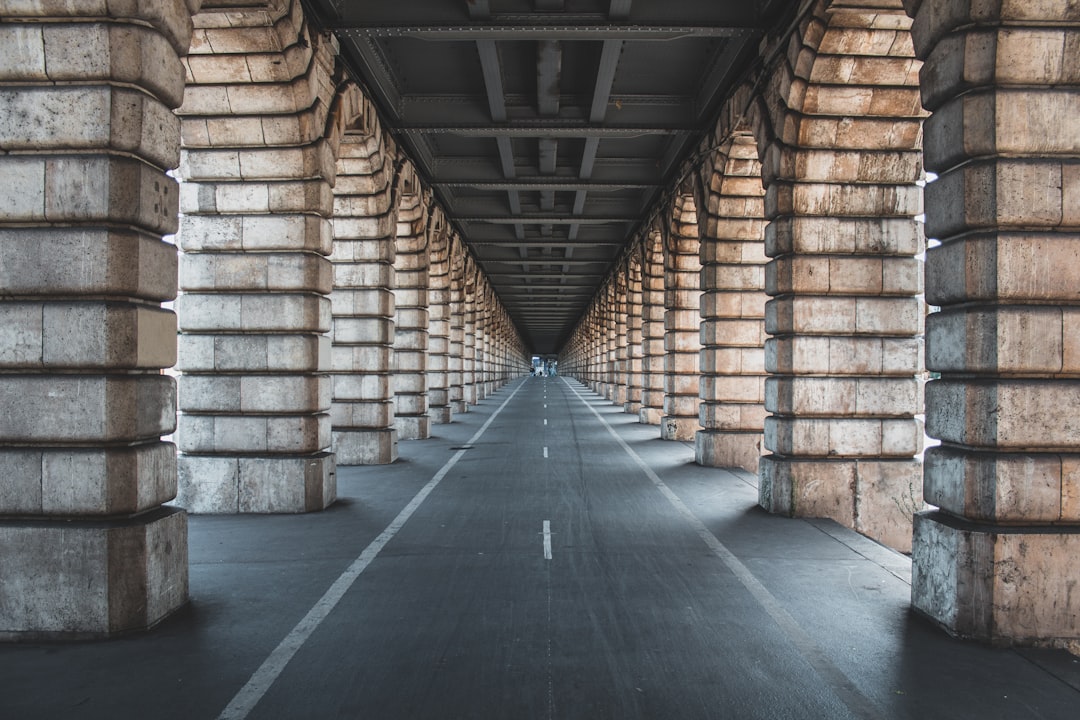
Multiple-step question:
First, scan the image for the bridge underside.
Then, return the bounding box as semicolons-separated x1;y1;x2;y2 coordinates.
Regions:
1;0;1079;672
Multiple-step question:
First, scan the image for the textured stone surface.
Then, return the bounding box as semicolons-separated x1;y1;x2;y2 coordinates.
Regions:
0;508;188;639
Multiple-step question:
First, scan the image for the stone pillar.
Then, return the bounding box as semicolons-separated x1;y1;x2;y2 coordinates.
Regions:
175;0;335;513
589;306;603;393
639;231;667;425
662;196;704;441
462;265;478;406
756;0;925;551
614;272;630;406
0;3;190;636
427;221;453;424
605;283;619;402
906;0;1080;646
329;120;398;465
474;284;488;401
448;240;467;414
392;179;431;440
478;284;492;399
696;132;769;472
624;258;645;415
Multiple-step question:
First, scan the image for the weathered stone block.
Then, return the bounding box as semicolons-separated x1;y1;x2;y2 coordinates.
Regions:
0;87;180;169
927;306;1070;374
926;233;1080;305
660;415;700;441
927;379;1080;449
178;214;331;253
912;511;1080;646
332;373;391;401
0;229;176;300
176;293;330;332
765;416;922;456
925;160;1067;239
0;375;174;443
331;400;395;428
395;415;430;441
333;428;398;465
0;156;178;235
177;413;329;454
180;375;329;413
0;303;174;370
179;334;329;373
0;443;176;516
923;445;1080;523
695;430;764;472
0;508;187;639
180;252;331;293
766;376;919;416
766;216;922;257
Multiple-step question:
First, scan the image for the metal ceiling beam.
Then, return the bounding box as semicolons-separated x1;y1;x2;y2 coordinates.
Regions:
459;216;634;224
487;274;601;280
485;259;610;266
435;180;656;191
471;241;621;247
337;25;757;41
537;40;562;116
401;125;688;137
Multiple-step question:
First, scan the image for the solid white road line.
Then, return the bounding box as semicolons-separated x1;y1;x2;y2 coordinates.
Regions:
217;382;525;720
561;377;882;720
543;520;553;560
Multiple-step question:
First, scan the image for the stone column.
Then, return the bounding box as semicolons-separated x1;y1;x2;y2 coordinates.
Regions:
639;232;667;425
474;284;489;401
614;272;630;406
906;0;1080;645
392;181;431;440
329;122;398;465
605;283;619;402
427;222;453;424
624;258;645;415
175;1;335;513
696;132;769;472
589;306;603;393
0;3;190;636
448;240;467;414
756;0;925;551
478;284;493;399
662;197;704;441
462;264;478;406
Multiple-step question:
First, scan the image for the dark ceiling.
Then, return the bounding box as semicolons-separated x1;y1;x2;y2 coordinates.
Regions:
302;0;798;355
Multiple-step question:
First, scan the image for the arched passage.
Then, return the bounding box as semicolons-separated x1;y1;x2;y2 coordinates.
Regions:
695;130;769;472
752;0;927;551
328;92;399;465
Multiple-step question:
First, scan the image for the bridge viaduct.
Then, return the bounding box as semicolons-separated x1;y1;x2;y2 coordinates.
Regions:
1;0;1078;663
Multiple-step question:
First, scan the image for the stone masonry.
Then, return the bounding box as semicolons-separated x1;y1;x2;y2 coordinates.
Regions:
175;0;336;512
0;1;191;636
907;0;1080;647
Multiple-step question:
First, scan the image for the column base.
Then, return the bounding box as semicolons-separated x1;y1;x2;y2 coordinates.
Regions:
759;455;920;553
396;415;431;440
695;430;763;473
176;453;336;513
624;401;642;415
913;511;1080;649
429;406;453;425
0;507;188;639
333;428;398;465
660;415;700;441
452;400;468;414
639;407;663;425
